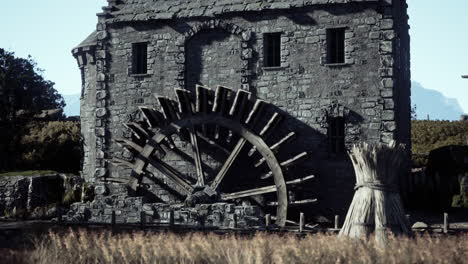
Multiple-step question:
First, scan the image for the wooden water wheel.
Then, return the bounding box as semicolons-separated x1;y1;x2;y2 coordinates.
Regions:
109;85;316;227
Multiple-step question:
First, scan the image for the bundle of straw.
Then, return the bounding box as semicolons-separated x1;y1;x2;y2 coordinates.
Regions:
339;141;412;246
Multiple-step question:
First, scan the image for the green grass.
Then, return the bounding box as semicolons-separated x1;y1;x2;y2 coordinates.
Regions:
0;170;58;177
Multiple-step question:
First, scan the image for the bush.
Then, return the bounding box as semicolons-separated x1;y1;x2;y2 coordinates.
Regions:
411;120;468;167
0;121;81;173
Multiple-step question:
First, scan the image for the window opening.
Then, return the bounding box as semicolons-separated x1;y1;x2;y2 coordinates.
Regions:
328;117;345;154
327;28;345;64
132;42;148;74
264;33;281;67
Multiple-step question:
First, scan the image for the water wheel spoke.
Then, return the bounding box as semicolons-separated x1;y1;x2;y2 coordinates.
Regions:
221;175;315;200
221;185;278;200
189;127;205;187
144;156;194;195
210;138;247;190
196;131;230;155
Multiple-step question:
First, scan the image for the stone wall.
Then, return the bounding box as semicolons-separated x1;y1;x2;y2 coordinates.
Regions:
0;174;66;218
64;183;263;228
75;0;411;220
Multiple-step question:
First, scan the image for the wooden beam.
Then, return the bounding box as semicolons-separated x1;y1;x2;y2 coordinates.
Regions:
189;127;205;187
115;137;143;153
221;175;315;200
210;138;247;190
139;106;164;128
144;156;194;195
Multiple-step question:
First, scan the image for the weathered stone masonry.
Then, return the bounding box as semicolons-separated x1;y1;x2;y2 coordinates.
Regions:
72;0;411;222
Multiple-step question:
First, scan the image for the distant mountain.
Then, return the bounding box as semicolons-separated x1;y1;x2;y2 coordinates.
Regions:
411;82;465;121
62;93;80;117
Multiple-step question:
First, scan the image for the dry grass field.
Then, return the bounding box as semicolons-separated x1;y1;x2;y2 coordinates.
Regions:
1;229;467;264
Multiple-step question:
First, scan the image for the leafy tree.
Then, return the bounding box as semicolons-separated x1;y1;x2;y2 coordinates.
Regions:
0;48;65;121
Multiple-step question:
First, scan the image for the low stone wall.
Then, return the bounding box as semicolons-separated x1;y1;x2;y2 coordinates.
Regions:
0;174;66;218
64;183;263;229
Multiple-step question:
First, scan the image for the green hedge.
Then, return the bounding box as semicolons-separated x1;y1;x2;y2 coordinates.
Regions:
411;120;468;167
0;121;81;173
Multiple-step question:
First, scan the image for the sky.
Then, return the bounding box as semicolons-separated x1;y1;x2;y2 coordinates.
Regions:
0;0;467;113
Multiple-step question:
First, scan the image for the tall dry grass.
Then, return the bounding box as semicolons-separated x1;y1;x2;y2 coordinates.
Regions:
3;230;467;264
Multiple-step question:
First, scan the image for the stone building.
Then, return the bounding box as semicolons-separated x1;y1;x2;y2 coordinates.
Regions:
72;0;410;225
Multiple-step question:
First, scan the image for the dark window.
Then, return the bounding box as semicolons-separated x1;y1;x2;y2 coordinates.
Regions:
132;42;148;74
264;33;281;67
327;28;345;64
328;117;345;154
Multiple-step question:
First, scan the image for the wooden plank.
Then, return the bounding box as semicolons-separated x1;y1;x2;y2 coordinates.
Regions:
245;99;265;125
175;88;193;115
108;158;135;169
115;138;143;153
267;199;318;206
285;175;315;185
229;89;251;118
139;106;162;128
280;152;308;168
212;86;232;139
196;85;211;113
157;96;180;121
126;122;150;139
259;112;281;137
210;138;247;190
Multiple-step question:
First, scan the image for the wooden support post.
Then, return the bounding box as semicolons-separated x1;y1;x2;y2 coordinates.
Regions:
169;211;174;226
443;212;449;234
140;211;146;228
299;212;304;233
265;214;271;227
334;215;340;230
111;211;116;227
230;215;237;229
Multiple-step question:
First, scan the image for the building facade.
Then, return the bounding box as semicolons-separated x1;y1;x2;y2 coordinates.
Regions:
73;0;410;222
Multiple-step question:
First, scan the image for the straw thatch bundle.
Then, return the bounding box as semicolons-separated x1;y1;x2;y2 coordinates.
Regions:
339;141;412;246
